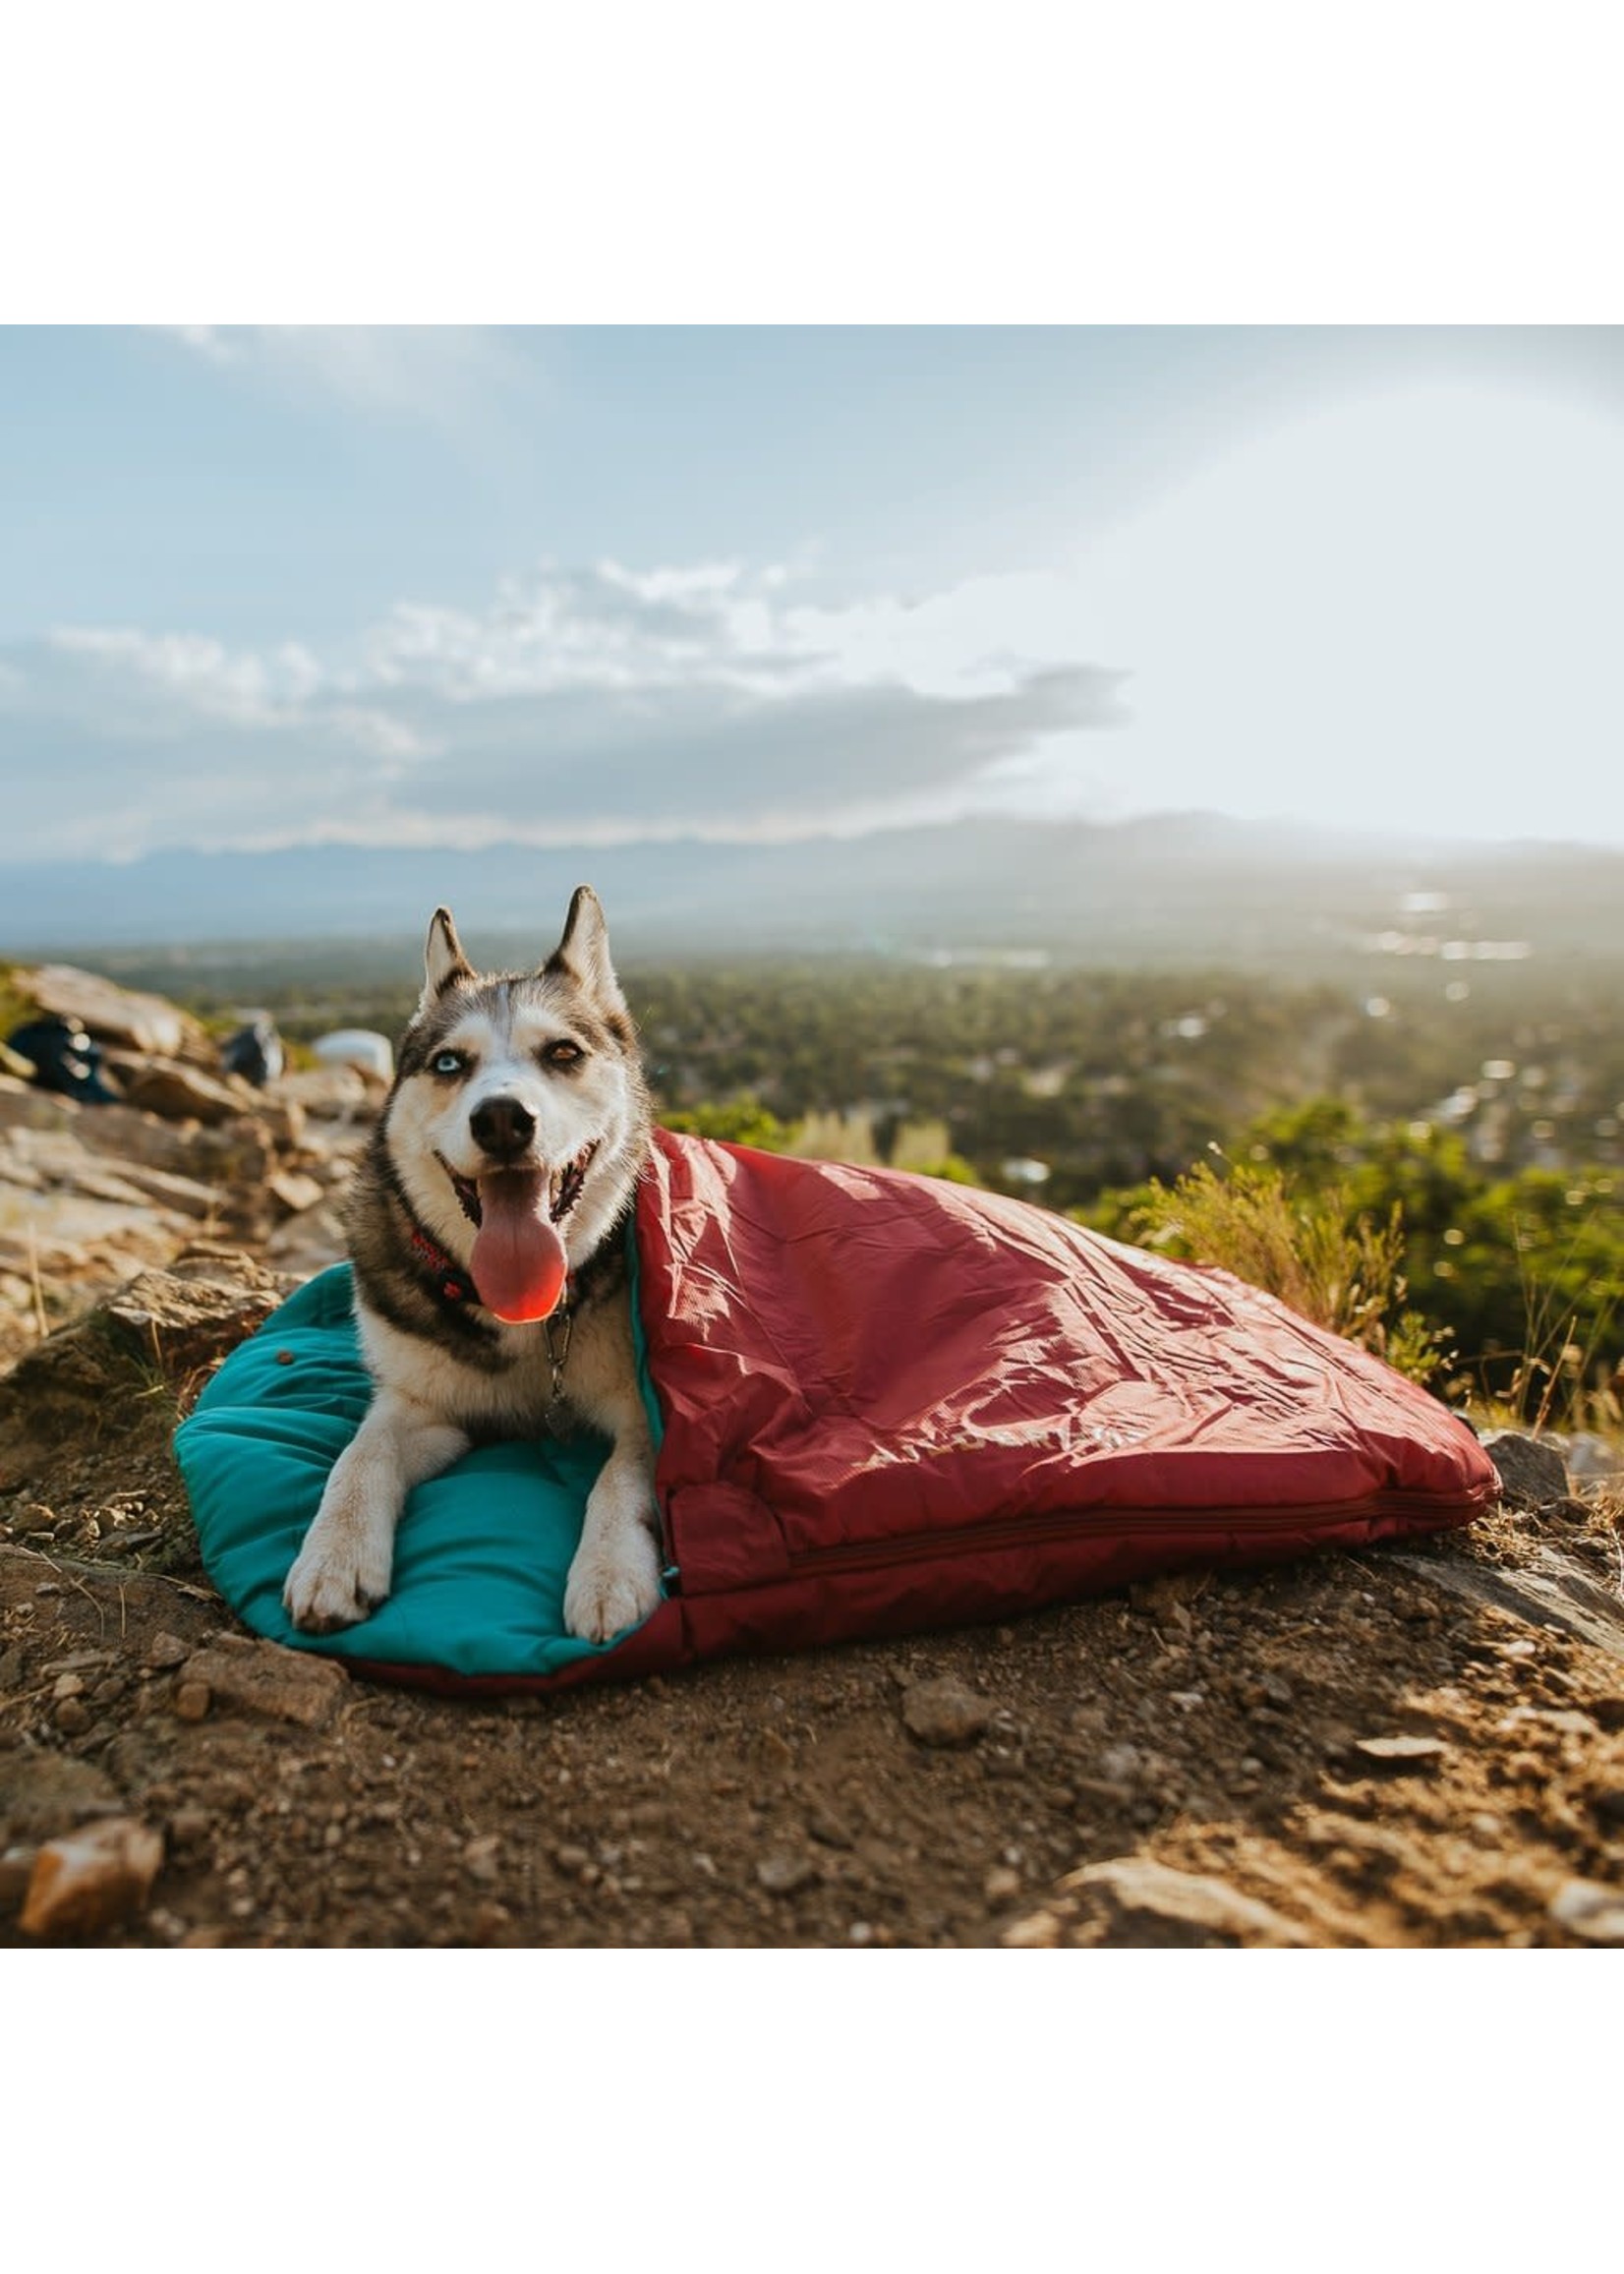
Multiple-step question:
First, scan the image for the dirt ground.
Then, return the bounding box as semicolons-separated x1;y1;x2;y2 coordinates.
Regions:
4;1288;1623;1949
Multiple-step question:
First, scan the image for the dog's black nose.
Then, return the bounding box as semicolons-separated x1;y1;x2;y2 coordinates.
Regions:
470;1095;537;1159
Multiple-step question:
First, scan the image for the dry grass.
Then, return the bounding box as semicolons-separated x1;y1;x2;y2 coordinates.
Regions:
1453;1489;1624;1604
1132;1151;1450;1384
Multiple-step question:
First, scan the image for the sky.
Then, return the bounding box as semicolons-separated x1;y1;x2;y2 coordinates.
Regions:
3;323;1623;865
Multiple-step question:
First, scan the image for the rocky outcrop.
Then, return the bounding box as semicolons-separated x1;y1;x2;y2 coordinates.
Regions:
0;1252;297;1482
114;1059;264;1127
0;962;362;1371
19;965;213;1064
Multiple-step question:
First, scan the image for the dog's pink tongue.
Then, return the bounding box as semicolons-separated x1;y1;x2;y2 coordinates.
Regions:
471;1171;567;1322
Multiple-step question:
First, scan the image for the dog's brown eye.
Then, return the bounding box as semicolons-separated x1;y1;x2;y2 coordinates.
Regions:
544;1039;584;1069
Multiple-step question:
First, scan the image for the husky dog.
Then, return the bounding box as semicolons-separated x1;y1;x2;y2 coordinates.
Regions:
283;887;663;1645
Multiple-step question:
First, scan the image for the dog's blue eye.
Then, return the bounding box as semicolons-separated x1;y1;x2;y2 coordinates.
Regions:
431;1050;465;1077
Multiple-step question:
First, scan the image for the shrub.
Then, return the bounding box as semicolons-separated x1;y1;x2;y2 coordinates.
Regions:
660;1096;794;1152
1124;1152;1451;1385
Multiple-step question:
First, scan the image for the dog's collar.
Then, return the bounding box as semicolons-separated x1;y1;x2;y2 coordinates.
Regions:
377;1151;490;1314
406;1216;481;1310
397;1184;579;1362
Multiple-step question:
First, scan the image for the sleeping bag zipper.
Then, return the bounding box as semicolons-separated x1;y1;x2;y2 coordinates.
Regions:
771;1483;1496;1583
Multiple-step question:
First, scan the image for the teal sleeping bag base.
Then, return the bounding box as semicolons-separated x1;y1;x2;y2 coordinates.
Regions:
175;1253;673;1691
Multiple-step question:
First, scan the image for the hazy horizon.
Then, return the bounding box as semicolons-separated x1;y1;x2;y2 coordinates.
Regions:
5;811;1622;982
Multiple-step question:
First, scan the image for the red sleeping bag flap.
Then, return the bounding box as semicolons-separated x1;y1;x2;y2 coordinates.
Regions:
631;1130;1497;1670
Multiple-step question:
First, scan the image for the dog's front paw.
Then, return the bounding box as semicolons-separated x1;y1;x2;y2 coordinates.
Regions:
283;1520;393;1634
562;1525;663;1645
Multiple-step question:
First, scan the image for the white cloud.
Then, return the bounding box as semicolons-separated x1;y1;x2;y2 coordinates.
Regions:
154;324;536;432
362;560;834;701
44;625;434;758
15;374;1624;868
353;556;1112;715
158;325;240;366
2;554;1123;859
51;626;285;725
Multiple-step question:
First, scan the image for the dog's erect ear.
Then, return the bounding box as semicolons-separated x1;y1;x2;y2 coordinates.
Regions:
544;885;623;1007
419;905;474;1012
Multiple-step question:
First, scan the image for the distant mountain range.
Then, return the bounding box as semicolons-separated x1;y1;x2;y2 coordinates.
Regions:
4;816;1623;972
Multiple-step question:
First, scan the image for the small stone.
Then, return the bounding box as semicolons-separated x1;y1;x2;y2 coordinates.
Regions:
1549;1878;1624;1943
177;1641;346;1727
1067;1857;1309;1947
1482;1430;1571;1511
168;1807;211;1847
984;1865;1022;1903
1129;1572;1205;1623
901;1676;993;1748
55;1697;91;1735
464;1835;501;1884
20;1817;164;1937
1354;1734;1448;1769
52;1672;87;1701
757;1728;794;1769
267;1171;324;1217
173;1679;211;1722
12;1503;58;1536
146;1631;192;1669
1002;1908;1064;1949
756;1852;819;1895
554;1842;592;1877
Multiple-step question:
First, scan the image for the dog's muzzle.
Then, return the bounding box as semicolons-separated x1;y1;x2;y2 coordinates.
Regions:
435;1139;600;1227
